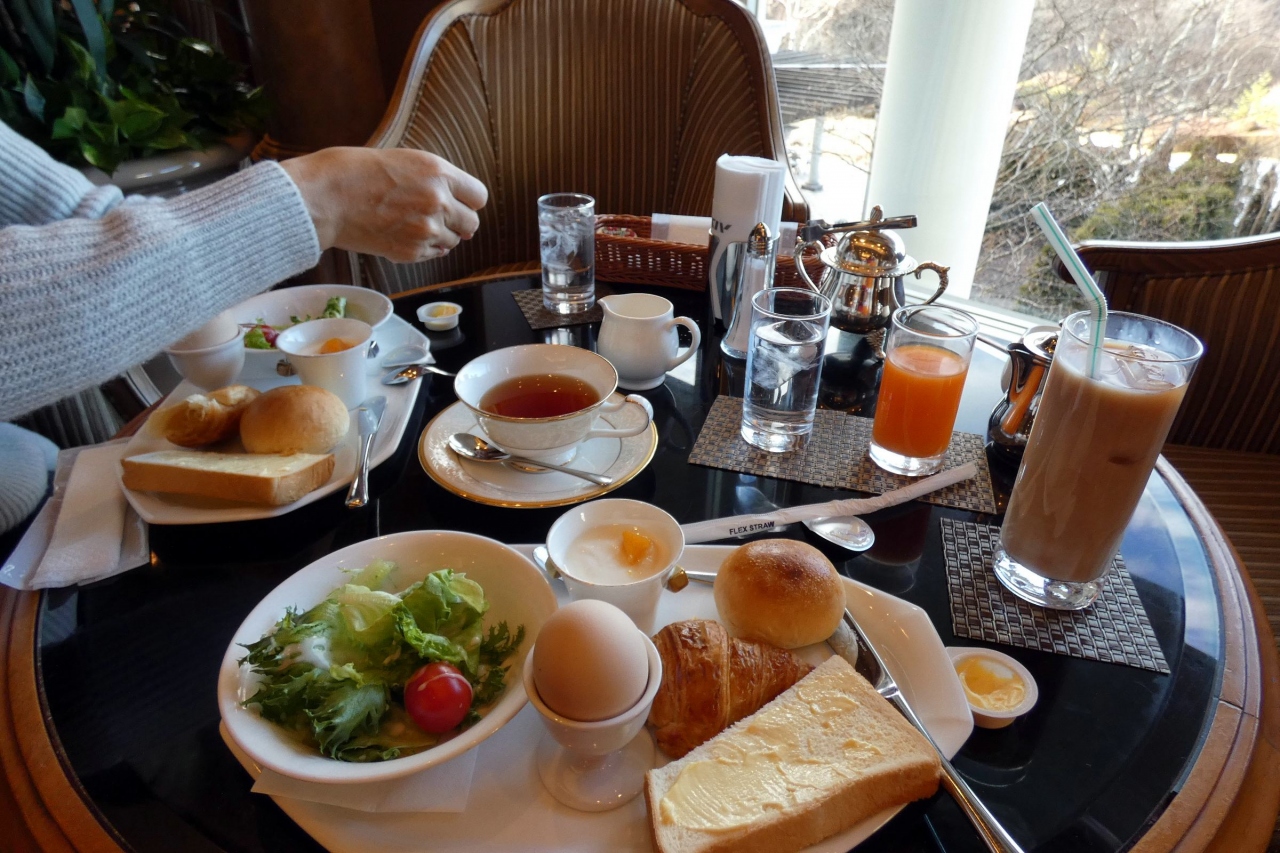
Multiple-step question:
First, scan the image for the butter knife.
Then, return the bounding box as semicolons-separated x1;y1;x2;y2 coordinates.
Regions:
682;569;1024;853
345;396;387;508
831;611;1023;853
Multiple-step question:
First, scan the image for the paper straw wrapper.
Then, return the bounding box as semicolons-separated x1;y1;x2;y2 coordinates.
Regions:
680;462;978;544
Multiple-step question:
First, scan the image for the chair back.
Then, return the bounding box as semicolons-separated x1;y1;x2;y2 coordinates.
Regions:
1060;233;1280;453
362;0;803;293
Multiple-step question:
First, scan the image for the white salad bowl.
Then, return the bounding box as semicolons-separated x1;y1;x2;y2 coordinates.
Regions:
217;530;558;785
231;284;394;381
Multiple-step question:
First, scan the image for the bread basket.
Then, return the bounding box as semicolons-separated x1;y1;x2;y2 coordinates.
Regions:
595;215;829;291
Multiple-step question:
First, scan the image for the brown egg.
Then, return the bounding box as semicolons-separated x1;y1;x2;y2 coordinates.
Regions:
531;600;649;722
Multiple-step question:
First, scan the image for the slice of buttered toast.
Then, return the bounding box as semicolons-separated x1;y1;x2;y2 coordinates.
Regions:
121;450;334;505
644;655;941;853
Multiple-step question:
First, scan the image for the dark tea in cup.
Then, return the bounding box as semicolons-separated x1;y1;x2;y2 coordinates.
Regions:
479;374;600;418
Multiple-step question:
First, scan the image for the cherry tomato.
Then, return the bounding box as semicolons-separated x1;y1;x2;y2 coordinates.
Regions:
404;662;473;734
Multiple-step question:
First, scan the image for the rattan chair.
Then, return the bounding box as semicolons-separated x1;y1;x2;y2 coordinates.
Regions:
358;0;806;295
1057;232;1280;647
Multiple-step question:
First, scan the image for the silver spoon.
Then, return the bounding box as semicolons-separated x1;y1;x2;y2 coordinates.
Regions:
381;343;431;370
383;363;456;385
447;434;613;487
803;516;876;552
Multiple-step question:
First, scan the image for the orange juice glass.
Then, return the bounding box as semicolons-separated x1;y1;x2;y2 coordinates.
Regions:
869;305;978;476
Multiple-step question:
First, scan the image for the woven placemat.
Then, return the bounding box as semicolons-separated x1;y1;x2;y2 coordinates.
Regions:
512;288;603;329
941;519;1169;673
688;395;998;514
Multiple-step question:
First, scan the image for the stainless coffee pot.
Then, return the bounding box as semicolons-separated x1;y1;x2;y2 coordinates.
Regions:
793;207;950;343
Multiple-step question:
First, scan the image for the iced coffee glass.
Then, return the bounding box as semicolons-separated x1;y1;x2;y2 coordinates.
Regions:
993;311;1203;610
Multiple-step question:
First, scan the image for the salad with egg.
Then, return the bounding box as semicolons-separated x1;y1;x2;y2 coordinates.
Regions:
239;559;524;762
243;296;349;350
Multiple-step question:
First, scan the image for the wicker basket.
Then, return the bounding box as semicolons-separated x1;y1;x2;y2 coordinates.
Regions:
595;214;828;291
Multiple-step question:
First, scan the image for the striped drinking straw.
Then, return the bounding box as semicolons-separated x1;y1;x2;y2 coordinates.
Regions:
1030;203;1108;378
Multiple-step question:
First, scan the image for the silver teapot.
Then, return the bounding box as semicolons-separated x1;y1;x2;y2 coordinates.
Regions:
793;207;950;344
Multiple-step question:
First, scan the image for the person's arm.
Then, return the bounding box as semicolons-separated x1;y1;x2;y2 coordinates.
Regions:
0;161;320;421
0;127;487;421
0;121;127;227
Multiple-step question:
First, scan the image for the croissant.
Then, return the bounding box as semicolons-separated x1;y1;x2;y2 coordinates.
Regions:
647;619;813;758
156;385;259;447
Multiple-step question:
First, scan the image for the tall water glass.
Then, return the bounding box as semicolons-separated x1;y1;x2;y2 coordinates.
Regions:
538;193;596;315
869;305;978;476
994;311;1203;610
740;288;832;453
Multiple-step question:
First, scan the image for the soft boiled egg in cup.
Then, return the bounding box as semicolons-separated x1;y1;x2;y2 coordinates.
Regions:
523;599;662;812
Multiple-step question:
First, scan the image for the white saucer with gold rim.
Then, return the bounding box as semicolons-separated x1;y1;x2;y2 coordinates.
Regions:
418;398;657;508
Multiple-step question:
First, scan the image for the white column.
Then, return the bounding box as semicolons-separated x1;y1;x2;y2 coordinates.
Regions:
865;0;1034;298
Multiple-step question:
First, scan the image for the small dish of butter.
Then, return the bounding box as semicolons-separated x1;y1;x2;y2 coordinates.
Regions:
945;647;1038;729
417;301;463;331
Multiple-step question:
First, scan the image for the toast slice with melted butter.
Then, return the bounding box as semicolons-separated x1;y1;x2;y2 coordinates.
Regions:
644;655;941;853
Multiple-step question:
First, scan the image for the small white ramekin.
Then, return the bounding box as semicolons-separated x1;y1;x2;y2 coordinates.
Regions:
417;301;463;331
946;646;1038;729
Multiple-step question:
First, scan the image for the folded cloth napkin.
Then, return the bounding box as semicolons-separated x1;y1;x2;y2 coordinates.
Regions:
0;440;149;590
219;722;478;813
708;155;787;320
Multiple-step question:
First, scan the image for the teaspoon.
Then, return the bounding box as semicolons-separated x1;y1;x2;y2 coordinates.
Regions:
381;343;431;370
803;516;876;552
383;363;456;385
447;434;613;487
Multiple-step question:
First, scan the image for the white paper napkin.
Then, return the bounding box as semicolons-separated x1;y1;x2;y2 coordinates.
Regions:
708;155;787;319
220;722;479;813
0;441;149;590
651;214;797;250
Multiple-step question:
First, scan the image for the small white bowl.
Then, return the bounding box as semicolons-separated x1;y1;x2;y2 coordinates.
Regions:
418;301;463;331
232;284;393;380
165;327;246;390
276;317;373;408
946;647;1038;729
546;499;685;633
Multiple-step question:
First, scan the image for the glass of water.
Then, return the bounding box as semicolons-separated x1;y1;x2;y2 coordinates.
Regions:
741;287;832;452
538;193;596;315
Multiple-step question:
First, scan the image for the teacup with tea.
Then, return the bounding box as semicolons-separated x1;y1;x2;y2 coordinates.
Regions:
454;344;654;465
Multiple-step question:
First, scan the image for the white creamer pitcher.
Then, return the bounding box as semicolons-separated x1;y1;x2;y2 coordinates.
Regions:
597;294;702;390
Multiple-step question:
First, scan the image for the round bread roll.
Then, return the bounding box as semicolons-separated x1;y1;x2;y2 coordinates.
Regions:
240;385;349;454
713;539;846;649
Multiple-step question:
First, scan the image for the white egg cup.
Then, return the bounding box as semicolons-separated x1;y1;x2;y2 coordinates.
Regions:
522;636;662;812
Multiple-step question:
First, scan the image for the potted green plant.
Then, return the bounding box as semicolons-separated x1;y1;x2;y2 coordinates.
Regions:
0;0;266;192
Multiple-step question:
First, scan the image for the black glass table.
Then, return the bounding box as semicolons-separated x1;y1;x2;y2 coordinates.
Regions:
2;275;1271;853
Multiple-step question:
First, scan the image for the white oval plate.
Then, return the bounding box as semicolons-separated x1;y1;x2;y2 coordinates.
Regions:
218;530;558;785
222;544;972;851
119;313;426;525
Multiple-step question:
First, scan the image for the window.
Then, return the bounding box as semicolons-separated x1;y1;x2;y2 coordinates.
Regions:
755;0;1280;323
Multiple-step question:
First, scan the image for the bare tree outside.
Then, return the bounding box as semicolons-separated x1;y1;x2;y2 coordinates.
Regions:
766;0;1280;320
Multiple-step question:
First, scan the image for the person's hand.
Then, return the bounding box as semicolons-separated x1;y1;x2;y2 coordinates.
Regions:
281;147;488;263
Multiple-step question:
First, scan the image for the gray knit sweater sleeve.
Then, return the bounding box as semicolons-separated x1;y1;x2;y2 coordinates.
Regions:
0;121;321;420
